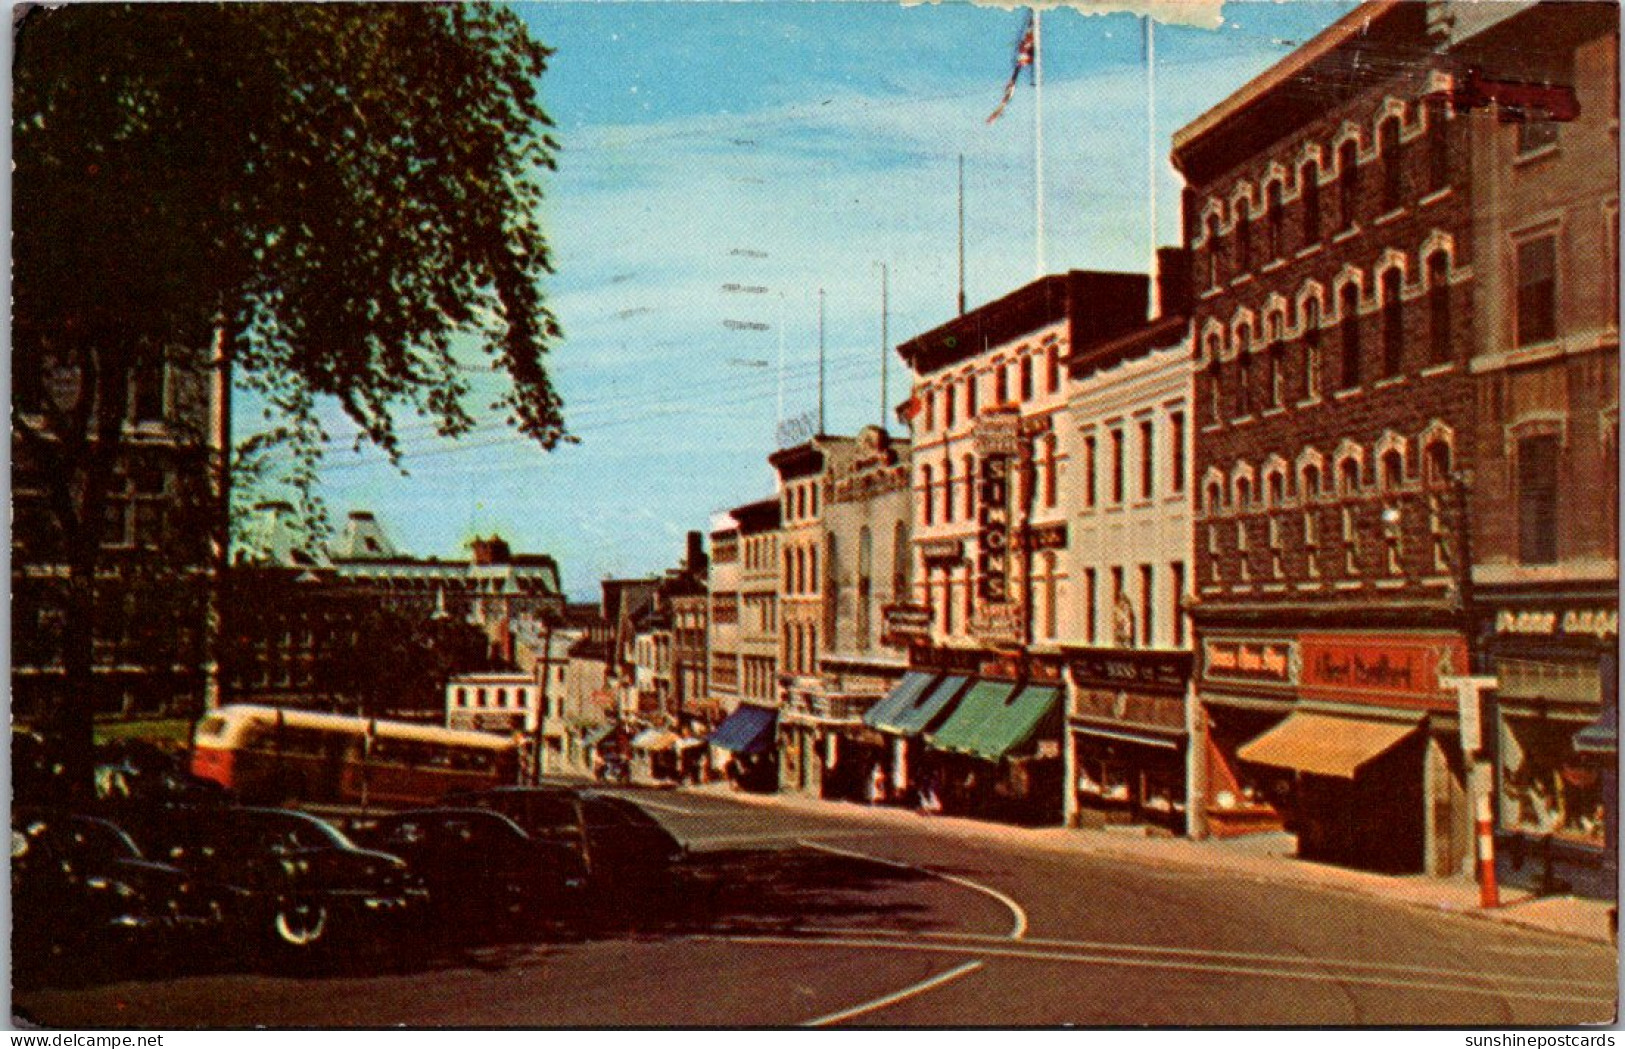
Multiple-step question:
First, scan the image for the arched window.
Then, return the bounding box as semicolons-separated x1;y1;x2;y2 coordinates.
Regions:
1302;463;1323;500
1206;480;1224;515
923;388;935;431
1379;116;1402;212
1302;161;1322;245
1236;477;1253;511
1020;356;1034;401
1425;439;1453;486
995;363;1009;404
857;526;873;651
1236;324;1253;416
809;545;819;597
1267;471;1285;507
1266;180;1284;259
945;381;957;429
1381;449;1405;490
1428;101;1452;190
1206;213;1223;286
1428;251;1451;364
963;454;977;518
1340;283;1362;390
1339;457;1362;497
1381;267;1404;378
1303;296;1323;399
921;465;934;526
1338;139;1360;229
943;457;956;524
965;372;978;417
795;547;806;595
1266;313;1284;409
1046;346;1061;394
1235;199;1252;273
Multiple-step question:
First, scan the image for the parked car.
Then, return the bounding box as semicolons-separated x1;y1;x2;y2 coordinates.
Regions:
442;786;685;895
11;808;224;983
119;806;426;959
344;808;588;939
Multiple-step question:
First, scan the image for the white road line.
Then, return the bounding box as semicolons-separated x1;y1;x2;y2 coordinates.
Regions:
801;961;985;1027
685;830;890;848
799;838;1029;940
705;934;1617;1010
785;927;1595;988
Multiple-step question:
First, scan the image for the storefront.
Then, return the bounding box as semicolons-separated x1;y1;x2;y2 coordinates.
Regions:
1064;648;1193;834
708;702;780;792
1223;630;1470;875
1196;635;1298;838
921;676;1063;825
1483;595;1618;900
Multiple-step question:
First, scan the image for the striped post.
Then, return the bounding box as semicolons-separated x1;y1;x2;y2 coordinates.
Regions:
1476;788;1499;909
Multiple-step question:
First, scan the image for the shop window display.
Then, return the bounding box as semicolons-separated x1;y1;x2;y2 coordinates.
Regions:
1499;715;1608;845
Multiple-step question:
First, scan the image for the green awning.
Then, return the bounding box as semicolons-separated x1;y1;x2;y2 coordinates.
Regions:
927;681;1061;762
862;671;938;732
867;673;968;736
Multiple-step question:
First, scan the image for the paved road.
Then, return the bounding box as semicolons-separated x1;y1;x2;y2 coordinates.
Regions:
14;787;1617;1028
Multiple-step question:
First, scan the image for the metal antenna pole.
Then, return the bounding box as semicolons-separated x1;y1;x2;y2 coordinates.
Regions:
1033;6;1045;279
880;262;890;433
958;154;967;316
818;288;826;436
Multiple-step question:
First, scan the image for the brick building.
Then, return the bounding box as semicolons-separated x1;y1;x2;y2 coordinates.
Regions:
877;271;1146;819
1173;0;1478;873
1446;2;1619;899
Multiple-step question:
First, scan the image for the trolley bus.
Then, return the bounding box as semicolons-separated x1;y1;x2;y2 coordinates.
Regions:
191;705;519;807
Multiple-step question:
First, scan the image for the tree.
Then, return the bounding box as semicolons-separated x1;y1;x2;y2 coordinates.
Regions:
12;3;568;798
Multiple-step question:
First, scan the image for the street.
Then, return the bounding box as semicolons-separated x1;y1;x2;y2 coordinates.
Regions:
14;787;1617;1028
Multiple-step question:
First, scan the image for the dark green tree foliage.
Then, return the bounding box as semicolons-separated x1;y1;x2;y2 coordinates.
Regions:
12;3;567;795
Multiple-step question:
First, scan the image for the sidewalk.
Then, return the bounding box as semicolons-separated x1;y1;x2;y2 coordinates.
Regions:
681;781;1617;946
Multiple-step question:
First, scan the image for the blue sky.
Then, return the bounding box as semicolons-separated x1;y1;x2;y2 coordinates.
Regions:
270;0;1359;600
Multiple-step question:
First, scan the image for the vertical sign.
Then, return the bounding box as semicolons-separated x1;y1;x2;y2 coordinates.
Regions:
978;455;1011;602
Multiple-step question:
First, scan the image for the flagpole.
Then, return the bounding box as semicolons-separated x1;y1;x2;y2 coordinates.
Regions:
1146;14;1159;320
1033;6;1045;280
879;262;890;433
958;153;967;316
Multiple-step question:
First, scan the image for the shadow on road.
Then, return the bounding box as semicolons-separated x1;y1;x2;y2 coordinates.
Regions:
14;844;952;992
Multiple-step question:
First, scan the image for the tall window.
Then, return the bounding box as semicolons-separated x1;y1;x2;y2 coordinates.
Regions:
1138;420;1154;499
945;382;957;429
943;458;955;524
963;454;977;518
1042;553;1058;640
1046;346;1061;394
1170;562;1186;647
1084;434;1098;508
1379;117;1402;212
1138;564;1154;649
941;570;953;636
1338;139;1359;229
1516;234;1558;347
995;365;1009;405
809;545;819;596
1084;568;1098;643
1517;115;1560;155
1110;566;1126;644
1518;434;1560;564
1237;344;1252;416
1206;214;1223;286
1019;356;1034;401
1381;268;1404;378
892;521;909;600
1168;411;1186;494
965;373;978;417
1110;428;1125;504
1302;162;1322;245
1235;203;1252;273
1428;103;1451;191
1428;251;1451;364
1043;435;1059;508
1266;315;1284;409
1304;298;1323;398
130;361;165;424
921;465;934;526
923;389;935;431
1266;181;1283;259
1340;283;1362;390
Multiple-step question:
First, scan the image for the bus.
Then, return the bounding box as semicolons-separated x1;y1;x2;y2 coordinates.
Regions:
191;705;520;807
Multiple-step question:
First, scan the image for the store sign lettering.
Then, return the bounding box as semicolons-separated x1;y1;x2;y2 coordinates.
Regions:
977;455;1012;603
1495;608;1618;640
1204;640;1295;683
1297;636;1465;703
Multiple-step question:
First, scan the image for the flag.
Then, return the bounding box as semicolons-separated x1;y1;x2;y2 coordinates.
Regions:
987;9;1036;124
897;394;923;422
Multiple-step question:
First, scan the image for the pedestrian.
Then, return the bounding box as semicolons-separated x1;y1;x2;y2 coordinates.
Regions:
866;762;887;806
917;772;942;816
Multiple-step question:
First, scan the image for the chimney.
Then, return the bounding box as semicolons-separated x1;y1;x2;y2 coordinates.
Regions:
1155;247;1193;319
686;531;705;574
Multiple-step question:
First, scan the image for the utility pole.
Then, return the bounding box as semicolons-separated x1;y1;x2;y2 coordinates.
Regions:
879;262;890;433
958;154;967;316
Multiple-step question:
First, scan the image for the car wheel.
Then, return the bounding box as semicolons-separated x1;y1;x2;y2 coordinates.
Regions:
273;898;329;948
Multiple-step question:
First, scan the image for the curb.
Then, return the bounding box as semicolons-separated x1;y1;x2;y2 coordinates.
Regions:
675;783;1615;947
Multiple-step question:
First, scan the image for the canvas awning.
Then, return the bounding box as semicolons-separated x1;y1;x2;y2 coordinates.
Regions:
580;723;617;748
1237;712;1420;779
866;673;969;737
927;681;1061;762
630;729;679;751
708;703;778;754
